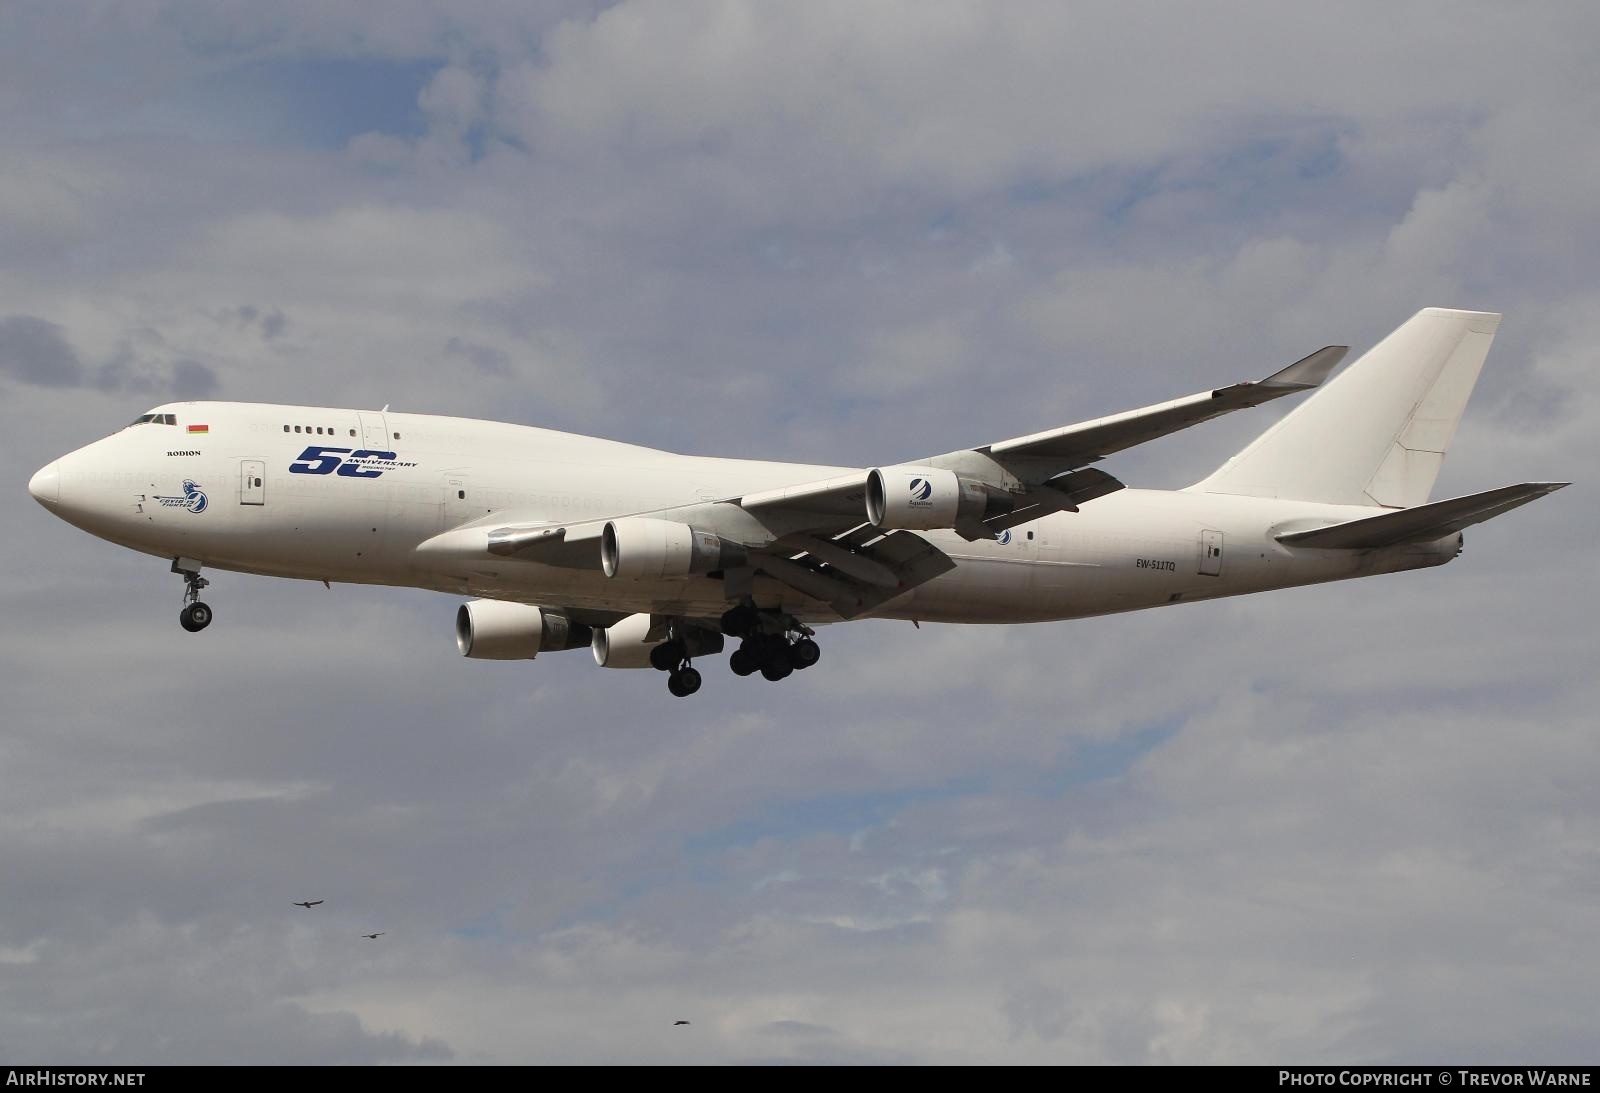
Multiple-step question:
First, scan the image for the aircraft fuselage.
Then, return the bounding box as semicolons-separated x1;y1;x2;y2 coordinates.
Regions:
28;401;1456;628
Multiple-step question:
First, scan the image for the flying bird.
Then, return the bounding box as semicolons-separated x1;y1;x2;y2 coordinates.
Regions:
292;900;324;908
674;1020;690;1026
362;932;385;939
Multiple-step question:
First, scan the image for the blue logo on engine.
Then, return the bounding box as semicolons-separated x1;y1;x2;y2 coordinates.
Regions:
909;477;933;502
996;529;1012;545
154;480;208;513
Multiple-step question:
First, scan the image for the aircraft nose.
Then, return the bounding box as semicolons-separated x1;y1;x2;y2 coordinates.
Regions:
28;461;60;507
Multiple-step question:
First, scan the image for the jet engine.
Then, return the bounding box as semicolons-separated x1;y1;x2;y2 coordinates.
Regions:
601;517;747;580
866;466;994;531
592;613;724;669
455;600;592;660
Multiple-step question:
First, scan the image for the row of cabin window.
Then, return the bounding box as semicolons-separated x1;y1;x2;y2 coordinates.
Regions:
282;425;402;439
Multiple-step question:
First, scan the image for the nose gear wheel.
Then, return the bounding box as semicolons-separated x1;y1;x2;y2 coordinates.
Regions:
173;560;213;633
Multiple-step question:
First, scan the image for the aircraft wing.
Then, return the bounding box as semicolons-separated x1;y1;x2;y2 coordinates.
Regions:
977;345;1346;467
415;344;1343;614
735;342;1346;538
420;508;952;620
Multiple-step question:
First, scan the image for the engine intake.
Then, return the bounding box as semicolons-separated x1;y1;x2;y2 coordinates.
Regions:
601;517;747;579
456;600;591;660
866;466;992;531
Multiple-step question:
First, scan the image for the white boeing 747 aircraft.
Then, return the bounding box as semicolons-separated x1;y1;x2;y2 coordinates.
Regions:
27;309;1565;698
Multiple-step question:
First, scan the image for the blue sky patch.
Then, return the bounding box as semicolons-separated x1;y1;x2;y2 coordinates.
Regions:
684;776;987;856
194;57;438;147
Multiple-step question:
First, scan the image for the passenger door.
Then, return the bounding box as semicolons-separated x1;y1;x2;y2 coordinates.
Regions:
240;459;265;506
444;474;473;529
1198;529;1224;577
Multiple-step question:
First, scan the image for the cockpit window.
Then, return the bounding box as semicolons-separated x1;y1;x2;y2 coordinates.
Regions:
128;413;178;427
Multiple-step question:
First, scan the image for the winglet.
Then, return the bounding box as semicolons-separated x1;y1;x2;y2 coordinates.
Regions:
1256;345;1348;391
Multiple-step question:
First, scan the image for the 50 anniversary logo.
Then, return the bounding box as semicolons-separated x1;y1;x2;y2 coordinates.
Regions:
288;446;418;478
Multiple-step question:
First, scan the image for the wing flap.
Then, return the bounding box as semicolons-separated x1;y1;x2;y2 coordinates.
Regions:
983;467;1126;534
1277;482;1568;549
776;532;902;587
755;528;954;619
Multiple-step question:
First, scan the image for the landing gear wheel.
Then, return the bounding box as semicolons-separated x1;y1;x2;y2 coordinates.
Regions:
667;666;702;697
789;637;820;670
174;562;212;632
180;601;213;633
760;660;793;682
720;605;758;638
729;647;758;677
650;640;685;672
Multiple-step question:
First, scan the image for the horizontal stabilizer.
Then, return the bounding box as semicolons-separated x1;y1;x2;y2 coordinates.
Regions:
1277;482;1569;549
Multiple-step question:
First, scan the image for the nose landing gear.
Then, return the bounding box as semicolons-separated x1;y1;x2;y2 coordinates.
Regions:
180;601;213;632
173;558;213;633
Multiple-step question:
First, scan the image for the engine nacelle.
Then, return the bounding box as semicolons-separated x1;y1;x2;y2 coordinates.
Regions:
601;517;747;580
455;600;592;660
591;612;660;669
866;466;990;531
591;613;725;669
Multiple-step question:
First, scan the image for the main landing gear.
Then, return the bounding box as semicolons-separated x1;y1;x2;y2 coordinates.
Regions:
648;630;705;698
645;608;823;697
720;605;820;683
173;559;213;633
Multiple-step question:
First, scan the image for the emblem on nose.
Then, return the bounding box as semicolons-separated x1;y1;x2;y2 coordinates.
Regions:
28;461;60;507
153;480;208;513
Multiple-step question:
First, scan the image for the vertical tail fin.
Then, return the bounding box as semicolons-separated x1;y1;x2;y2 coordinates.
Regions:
1191;308;1502;508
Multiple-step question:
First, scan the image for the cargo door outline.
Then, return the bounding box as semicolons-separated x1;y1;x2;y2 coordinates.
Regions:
240;459;266;506
1198;529;1224;577
357;411;389;452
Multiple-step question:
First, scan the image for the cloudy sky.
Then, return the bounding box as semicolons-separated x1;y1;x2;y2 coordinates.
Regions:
3;1;1595;1064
